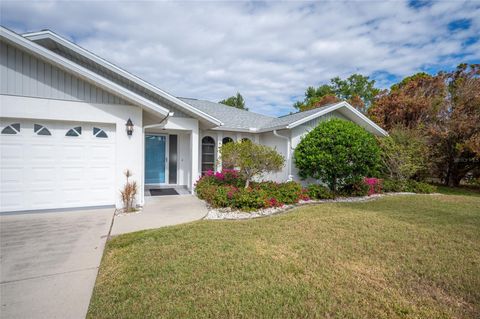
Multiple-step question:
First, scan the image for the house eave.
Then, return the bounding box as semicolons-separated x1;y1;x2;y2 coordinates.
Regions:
22;30;223;127
1;26;171;116
286;101;388;136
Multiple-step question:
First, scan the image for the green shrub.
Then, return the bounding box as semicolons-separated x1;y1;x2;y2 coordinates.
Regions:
195;172;307;211
377;127;430;181
253;181;306;205
407;181;437;194
338;178;370;197
383;179;437;194
294;118;381;193
307;184;334;200
221;140;285;188
382;179;406;192
231;187;268;211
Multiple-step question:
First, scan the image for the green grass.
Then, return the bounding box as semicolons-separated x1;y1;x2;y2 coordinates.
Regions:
88;194;480;318
435;184;480;197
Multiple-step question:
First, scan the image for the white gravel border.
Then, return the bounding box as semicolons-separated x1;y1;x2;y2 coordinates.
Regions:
203;192;440;220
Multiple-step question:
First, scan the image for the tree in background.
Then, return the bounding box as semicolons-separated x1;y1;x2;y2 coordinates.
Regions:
368;72;445;130
220;140;284;188
370;64;480;186
219;92;248;110
429;64;480;186
294;74;380;113
377;127;430;181
294;119;381;193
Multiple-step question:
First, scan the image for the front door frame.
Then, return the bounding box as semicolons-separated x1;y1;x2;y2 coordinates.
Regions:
145;133;169;185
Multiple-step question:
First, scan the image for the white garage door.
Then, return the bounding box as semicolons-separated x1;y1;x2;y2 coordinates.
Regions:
1;119;116;212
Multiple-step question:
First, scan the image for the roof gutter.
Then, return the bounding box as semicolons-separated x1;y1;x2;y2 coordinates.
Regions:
143;112;174;129
273;130;293;181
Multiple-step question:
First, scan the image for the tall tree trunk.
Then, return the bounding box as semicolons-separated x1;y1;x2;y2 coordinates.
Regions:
331;178;337;198
447;161;462;187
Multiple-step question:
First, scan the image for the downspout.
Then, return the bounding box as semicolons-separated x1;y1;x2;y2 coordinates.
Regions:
140;111;174;206
273;130;293;181
143;111;174;130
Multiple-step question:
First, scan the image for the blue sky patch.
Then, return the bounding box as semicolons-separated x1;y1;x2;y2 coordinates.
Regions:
408;0;432;9
448;19;471;31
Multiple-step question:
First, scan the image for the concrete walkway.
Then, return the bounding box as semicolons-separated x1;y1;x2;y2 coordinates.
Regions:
0;208;113;319
111;195;207;236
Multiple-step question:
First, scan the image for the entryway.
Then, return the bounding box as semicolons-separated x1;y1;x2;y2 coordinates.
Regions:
110;195;207;236
145;185;191;196
145;134;167;184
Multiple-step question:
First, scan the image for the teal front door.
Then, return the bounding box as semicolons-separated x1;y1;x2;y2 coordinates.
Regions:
145;135;166;184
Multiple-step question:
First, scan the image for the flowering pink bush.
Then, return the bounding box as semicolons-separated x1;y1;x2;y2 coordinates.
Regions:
195;171;308;211
364;177;383;196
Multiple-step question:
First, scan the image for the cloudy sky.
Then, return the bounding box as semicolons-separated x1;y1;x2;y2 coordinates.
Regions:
1;0;479;117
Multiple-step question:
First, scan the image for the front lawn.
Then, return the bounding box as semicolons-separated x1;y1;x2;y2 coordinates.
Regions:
88;194;480;318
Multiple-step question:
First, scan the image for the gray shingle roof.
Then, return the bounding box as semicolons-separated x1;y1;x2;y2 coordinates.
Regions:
179;97;338;131
178;98;275;130
262;104;336;129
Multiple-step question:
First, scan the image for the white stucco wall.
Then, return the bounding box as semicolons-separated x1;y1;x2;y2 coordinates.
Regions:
0;94;143;208
258;130;290;182
177;133;192;187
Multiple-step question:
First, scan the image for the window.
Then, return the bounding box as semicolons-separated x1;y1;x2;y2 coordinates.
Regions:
221;137;234;169
201;136;215;175
241;137;251;143
34;124;51;136
66;126;82;137
222;137;233;145
93;127;108;138
1;123;20;135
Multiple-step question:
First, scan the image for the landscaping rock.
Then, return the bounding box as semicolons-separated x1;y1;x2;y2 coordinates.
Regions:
203;192;434;220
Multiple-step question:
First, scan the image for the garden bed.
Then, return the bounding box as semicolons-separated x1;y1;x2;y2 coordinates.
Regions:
203;192;438;220
196;169;439;218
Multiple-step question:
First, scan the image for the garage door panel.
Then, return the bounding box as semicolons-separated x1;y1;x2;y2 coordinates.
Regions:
1;191;24;211
30;144;57;160
62;188;88;205
1;120;116;212
30;167;56;187
1;167;24;186
61;167;85;182
1;143;23;160
30;189;57;206
61;145;86;161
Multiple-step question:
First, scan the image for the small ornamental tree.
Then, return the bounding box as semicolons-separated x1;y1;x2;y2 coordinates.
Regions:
220;140;285;188
294;118;381;193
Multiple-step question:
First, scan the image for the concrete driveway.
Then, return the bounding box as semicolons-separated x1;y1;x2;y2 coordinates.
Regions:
0;208;113;319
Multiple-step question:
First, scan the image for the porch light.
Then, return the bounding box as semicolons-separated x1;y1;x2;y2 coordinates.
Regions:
126;118;134;136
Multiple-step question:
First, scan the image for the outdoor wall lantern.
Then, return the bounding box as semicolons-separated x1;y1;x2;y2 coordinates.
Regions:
126;118;134;136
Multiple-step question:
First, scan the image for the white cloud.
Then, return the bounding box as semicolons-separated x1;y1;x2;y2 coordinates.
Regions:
1;0;479;116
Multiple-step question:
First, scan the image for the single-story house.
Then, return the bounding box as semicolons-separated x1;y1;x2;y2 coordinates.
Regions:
0;26;387;213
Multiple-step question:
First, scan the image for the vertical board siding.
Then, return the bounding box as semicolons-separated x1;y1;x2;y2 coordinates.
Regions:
0;41;128;105
54;47;186;117
302;111;348;129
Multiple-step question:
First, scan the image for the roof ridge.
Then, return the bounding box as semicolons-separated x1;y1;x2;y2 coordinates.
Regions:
179;97;276;119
